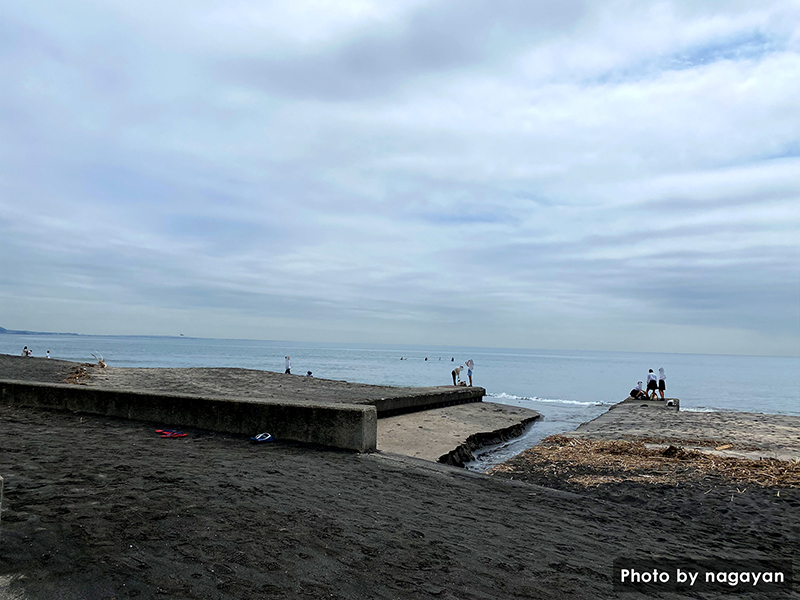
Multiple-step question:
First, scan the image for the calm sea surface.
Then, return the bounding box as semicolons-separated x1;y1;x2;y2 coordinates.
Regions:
3;335;798;469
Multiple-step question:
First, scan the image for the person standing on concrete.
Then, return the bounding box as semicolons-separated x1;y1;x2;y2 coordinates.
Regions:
646;369;658;399
465;359;474;386
658;367;666;400
451;365;463;385
284;356;291;375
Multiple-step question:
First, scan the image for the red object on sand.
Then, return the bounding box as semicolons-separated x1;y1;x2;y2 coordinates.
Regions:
157;429;187;438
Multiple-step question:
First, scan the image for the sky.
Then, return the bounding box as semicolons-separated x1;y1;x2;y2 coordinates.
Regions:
1;1;798;356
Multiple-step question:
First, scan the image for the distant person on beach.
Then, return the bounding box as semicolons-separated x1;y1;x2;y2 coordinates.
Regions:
451;365;463;385
658;367;666;399
46;350;50;359
646;369;658;399
22;346;28;356
465;359;474;386
630;381;646;399
284;356;291;374
306;371;313;377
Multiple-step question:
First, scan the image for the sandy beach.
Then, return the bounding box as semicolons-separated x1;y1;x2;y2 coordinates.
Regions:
1;357;798;599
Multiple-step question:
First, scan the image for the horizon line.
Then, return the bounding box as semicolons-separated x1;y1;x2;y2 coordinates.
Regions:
2;327;797;360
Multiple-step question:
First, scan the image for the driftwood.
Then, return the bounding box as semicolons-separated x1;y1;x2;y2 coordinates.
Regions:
492;435;800;488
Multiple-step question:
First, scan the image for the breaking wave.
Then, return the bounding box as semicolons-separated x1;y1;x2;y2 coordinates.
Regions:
488;392;610;407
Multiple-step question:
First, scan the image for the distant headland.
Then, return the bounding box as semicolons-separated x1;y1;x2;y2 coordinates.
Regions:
0;327;80;336
0;327;188;339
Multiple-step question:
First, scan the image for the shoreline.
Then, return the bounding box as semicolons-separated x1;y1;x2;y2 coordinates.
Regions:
3;353;796;467
1;353;795;466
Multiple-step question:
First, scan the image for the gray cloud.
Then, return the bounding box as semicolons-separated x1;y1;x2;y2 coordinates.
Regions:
221;0;589;100
1;0;798;355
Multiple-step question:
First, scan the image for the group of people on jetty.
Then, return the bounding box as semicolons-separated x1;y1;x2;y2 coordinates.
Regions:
20;346;50;358
451;358;474;387
283;356;313;378
630;367;666;400
396;356;477;387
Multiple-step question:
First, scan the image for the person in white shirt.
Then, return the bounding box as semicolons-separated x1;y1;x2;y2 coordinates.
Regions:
451;365;463;385
630;381;646;399
646;369;658;399
465;359;474;386
284;356;291;374
658;367;666;399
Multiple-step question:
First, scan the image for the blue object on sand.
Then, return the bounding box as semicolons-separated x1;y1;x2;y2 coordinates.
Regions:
251;432;274;443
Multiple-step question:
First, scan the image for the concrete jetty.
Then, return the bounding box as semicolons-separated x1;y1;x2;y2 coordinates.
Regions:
0;356;485;452
561;395;800;461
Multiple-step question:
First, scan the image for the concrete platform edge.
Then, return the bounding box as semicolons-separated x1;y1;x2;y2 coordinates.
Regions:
0;379;377;452
375;386;485;416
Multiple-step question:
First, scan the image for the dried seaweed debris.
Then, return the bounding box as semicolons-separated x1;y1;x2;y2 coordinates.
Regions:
491;435;799;488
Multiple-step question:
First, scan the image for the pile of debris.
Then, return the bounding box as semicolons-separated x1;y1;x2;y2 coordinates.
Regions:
63;364;93;385
491;435;800;488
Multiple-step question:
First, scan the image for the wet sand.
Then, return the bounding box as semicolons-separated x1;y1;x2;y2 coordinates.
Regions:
1;357;798;599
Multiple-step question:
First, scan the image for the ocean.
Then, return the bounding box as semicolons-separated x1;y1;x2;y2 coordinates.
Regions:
3;334;798;469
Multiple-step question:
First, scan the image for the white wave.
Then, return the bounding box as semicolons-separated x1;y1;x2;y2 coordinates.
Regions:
488;392;609;406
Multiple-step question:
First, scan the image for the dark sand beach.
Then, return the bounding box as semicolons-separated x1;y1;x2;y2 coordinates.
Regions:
1;356;798;599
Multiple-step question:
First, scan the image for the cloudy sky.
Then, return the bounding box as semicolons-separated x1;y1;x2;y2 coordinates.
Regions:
1;1;798;356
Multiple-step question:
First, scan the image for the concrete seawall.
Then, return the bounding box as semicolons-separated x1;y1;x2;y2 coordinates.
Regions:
0;379;377;452
0;356;489;453
373;386;484;416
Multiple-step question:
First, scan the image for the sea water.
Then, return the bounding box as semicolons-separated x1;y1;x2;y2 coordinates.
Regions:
2;335;798;469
